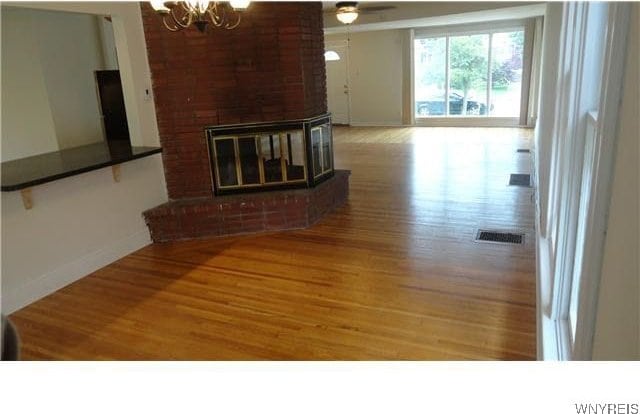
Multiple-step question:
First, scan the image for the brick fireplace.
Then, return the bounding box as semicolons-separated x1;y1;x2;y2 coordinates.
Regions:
140;1;350;242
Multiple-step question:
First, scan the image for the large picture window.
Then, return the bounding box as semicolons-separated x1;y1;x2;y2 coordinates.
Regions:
414;26;525;119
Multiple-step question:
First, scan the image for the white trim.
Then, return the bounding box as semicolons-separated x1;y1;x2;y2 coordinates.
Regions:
537;235;560;360
414;19;527;39
486;34;493;119
536;2;631;360
569;111;600;343
415;117;520;127
347;122;404;127
403;29;415;126
550;0;590;332
572;3;631;360
535;3;563;242
2;230;151;314
445;37;450;116
534;2;562;360
527;17;544;126
324;39;351;125
520;19;536;126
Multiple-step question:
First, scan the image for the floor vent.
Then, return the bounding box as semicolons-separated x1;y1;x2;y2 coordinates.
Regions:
476;230;524;245
509;173;531;187
517;149;531;153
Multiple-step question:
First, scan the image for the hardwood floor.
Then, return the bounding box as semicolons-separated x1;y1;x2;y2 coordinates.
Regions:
9;126;537;360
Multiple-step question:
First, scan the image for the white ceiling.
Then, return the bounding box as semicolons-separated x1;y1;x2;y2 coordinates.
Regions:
322;2;546;34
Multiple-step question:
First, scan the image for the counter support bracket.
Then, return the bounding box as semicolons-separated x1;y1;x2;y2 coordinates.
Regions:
21;188;33;210
112;164;121;183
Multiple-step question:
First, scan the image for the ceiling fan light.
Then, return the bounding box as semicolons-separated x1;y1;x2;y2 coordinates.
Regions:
336;10;358;24
324;50;341;61
336;2;358;25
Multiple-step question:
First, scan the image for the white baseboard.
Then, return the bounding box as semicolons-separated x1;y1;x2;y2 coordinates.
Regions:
3;230;151;314
347;121;405;127
415;117;521;127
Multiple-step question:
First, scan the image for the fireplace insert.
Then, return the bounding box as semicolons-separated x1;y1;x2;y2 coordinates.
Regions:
205;114;333;195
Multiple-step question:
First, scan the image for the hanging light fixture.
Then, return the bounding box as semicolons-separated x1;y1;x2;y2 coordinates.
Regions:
335;2;358;25
149;1;251;33
324;50;341;61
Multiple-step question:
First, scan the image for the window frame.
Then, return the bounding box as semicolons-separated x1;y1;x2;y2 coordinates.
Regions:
412;19;534;126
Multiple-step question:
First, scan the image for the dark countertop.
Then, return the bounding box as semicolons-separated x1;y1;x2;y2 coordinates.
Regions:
1;141;162;191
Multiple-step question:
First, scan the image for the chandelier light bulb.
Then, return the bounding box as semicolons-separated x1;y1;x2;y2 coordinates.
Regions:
150;1;246;32
185;0;209;13
229;0;251;10
150;0;169;13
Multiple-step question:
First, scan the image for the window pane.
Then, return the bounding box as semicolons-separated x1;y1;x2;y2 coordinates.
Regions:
414;37;446;117
449;34;489;116
490;31;524;117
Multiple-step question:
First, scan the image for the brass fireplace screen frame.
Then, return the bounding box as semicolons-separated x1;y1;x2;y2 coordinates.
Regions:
205;113;334;195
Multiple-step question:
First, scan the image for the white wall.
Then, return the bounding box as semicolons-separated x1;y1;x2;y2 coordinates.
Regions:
33;8;107;149
326;30;405;126
592;4;639;360
1;2;167;314
33;11;104;149
1;6;123;158
97;16;119;70
0;8;59;162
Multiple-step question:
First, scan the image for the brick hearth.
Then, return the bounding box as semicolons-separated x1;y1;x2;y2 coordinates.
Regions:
144;170;349;242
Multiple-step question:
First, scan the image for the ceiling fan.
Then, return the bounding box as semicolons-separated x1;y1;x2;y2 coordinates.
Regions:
335;2;397;24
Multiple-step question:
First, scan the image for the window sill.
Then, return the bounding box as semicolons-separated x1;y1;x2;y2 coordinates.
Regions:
415;117;522;127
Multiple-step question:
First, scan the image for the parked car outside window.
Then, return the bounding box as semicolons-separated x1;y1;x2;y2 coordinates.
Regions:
416;91;491;116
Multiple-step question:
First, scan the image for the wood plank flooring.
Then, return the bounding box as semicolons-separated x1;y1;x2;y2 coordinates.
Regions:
9;126;537;360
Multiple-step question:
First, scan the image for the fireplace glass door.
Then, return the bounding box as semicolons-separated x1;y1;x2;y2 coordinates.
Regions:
211;131;308;191
206;114;332;195
214;138;238;187
283;131;306;181
259;134;283;183
311;125;332;179
238;137;260;185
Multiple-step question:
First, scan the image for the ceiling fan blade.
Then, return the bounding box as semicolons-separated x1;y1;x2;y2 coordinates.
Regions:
359;5;397;13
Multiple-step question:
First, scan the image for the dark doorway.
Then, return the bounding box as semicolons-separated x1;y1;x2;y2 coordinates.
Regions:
95;70;130;143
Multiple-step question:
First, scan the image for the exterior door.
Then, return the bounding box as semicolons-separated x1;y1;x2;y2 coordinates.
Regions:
325;43;350;125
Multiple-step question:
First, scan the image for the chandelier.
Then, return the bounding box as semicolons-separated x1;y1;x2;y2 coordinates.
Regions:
150;1;251;33
335;2;358;25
